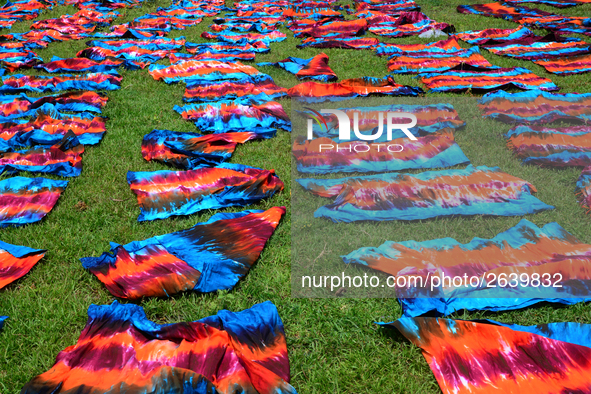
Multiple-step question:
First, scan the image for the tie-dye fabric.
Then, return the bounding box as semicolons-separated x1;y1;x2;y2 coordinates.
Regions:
201;30;286;45
375;37;462;56
287;77;424;102
185;41;268;55
127;163;284;221
297;165;553;222
576;165;591;215
0;111;106;151
367;11;453;38
81;207;285;298
387;47;492;74
297;36;380;50
454;26;536;45
149;60;270;84
0;316;6;330
535;53;591;75
293;130;470;174
344;219;591;316
290;18;367;38
77;46;171;68
507;0;591;7
480;34;591;61
0;132;83;176
34;56;138;73
419;65;559;93
21;300;297;394
0;71;121;93
0;176;68;227
0;91;106;119
174;100;291;133
0;48;42;72
305;103;465;142
0;239;45;289
389;317;591;394
257;53;337;82
506;125;591;167
168;51;256;62
355;0;419;13
183;78;287;102
141;129;275;169
479;90;591;124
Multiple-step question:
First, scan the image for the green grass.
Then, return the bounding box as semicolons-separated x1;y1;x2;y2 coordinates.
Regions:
2;0;591;392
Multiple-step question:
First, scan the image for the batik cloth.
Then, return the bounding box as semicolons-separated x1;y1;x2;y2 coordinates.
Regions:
257;53;337;82
128;163;284;221
201;30;286;45
389;317;591;394
0;176;68;227
174;99;291;133
21;300;297;394
375;36;462;56
454;26;536;45
367;11;453;38
0;71;121;93
534;53;591;75
287;77;424;102
142;129;275;169
0;239;45;289
293;130;470;174
419;65;559;93
387;46;492;74
81;207;285;298
183;78;287;102
0;48;42;72
149;60;269;84
0;91;107;119
506;125;591;167
479;90;591;123
297;164;553;222
34;56;138;73
297;36;380;50
344;219;591;316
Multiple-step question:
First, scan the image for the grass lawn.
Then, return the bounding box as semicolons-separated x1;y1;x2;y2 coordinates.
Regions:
2;0;591;393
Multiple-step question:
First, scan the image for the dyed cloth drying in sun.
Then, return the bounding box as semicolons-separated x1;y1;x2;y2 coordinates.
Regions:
505;125;591;167
0;71;121;93
287;77;424;102
297;36;380;50
419;65;559;93
0;91;107;120
389;317;591;394
344;219;591;316
257;53;337;82
367;11;453;38
168;51;256;63
289;18;367;38
34;56;138;73
375;37;462;56
354;0;420;13
0;316;5;330
21;301;298;394
0;48;42;72
535;53;591;75
127;163;284;221
576;166;591;216
387;47;492;74
81;207;285;298
296;164;553;222
201;30;287;45
453;26;536;45
507;0;591;7
305;103;465;142
0;132;83;176
479;90;591;124
134;15;203;30
85;37;187;51
185;41;269;55
77;46;173;68
142;129;275;169
0;110;106;150
208;21;279;33
149;60;270;84
293;130;470;174
0;176;68;227
174;100;291;133
183;78;287;102
0;239;45;289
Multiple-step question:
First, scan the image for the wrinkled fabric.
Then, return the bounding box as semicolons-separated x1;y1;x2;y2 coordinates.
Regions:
0;132;83;176
201;30;286;45
142;129;275;169
535;53;591;75
287;77;423;102
0;71;121;93
387;46;492;74
367;11;453;38
479;90;591;123
344;219;591;316
183;78;287;102
0;176;68;227
127;163;284;221
0;239;45;289
506;125;591;167
293;130;469;174
454;26;536;45
576;165;591;215
35;56;138;72
389;317;591;394
257;53;337;82
0;48;42;72
81;207;285;297
149;60;269;84
0;91;107;119
21;301;297;394
297;164;553;222
174;100;291;133
297;36;380;50
419;64;559;93
480;34;591;61
375;37;462;56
